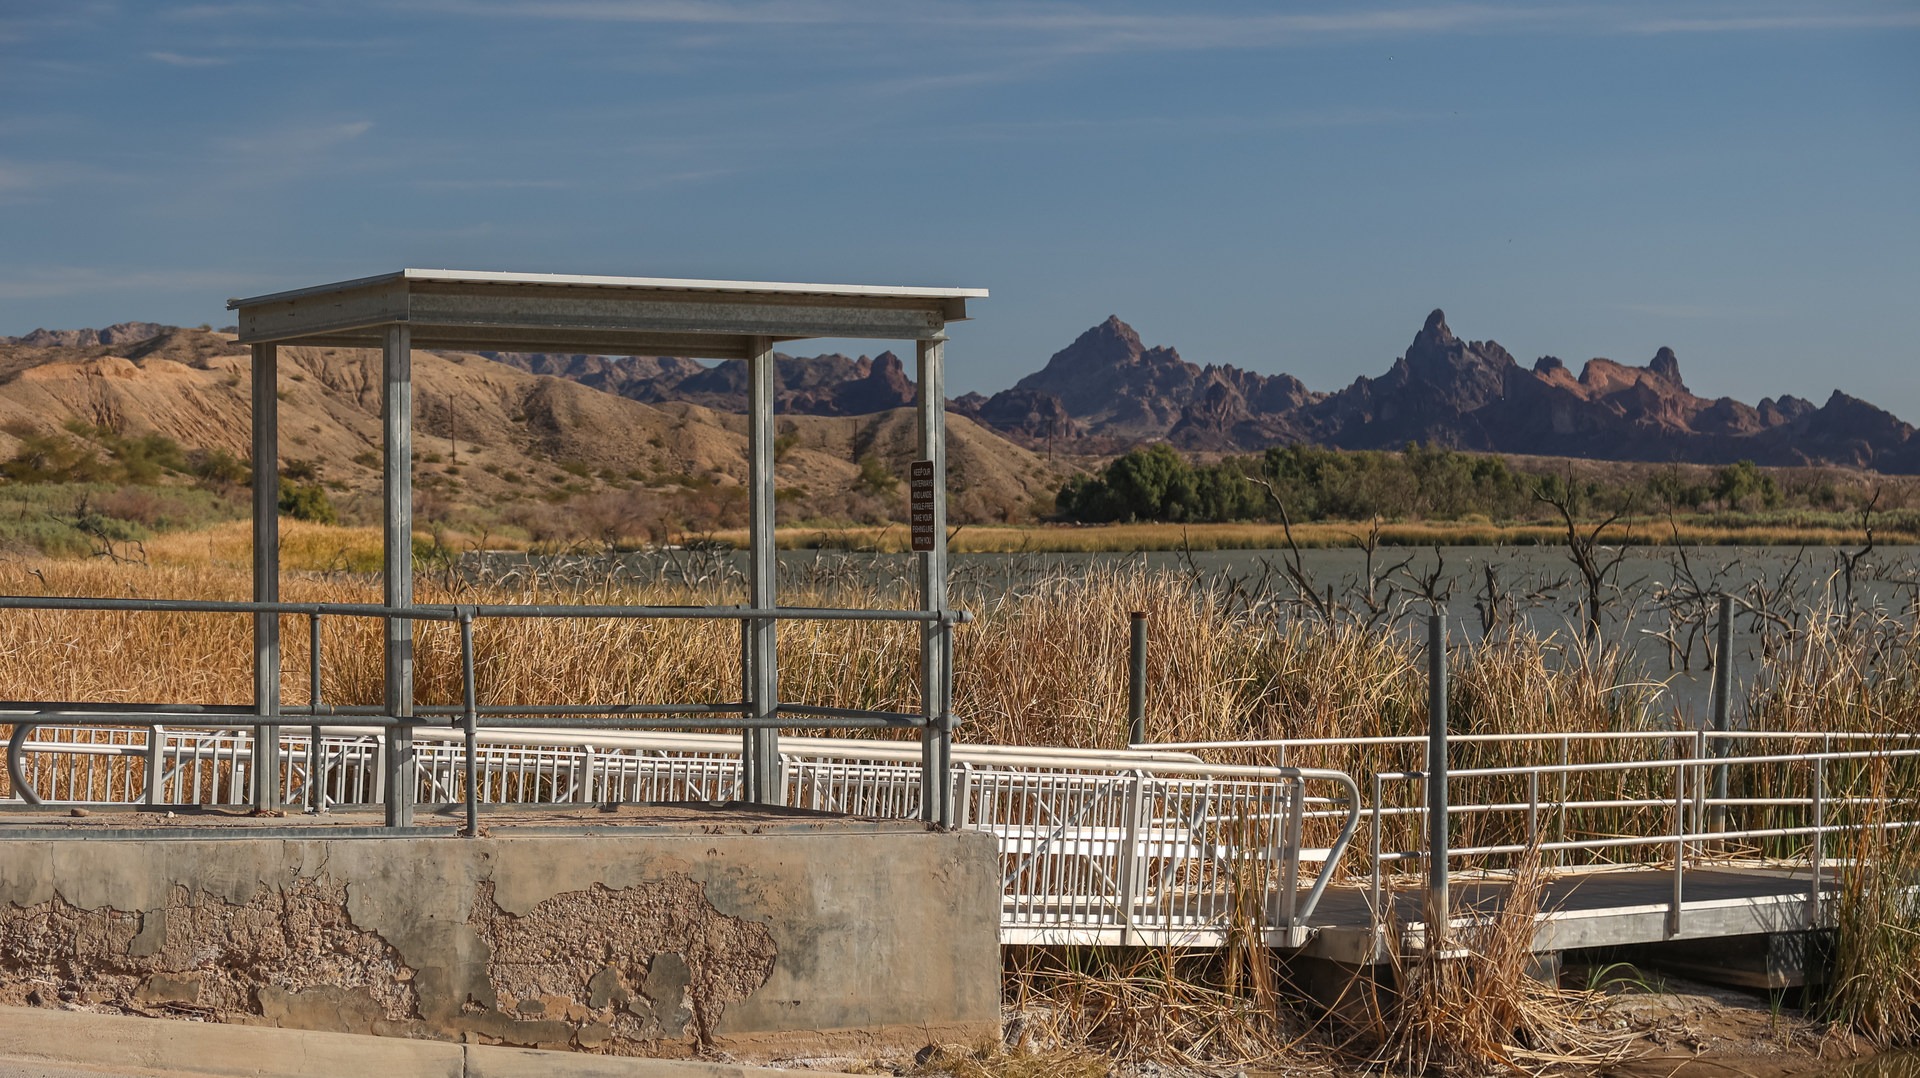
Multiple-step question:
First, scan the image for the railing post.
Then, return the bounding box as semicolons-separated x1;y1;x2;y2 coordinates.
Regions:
1709;593;1734;833
1427;612;1449;947
1115;771;1148;943
308;613;324;814
1809;756;1824;929
143;724;165;806
1127;611;1147;746
1369;772;1384;935
1282;775;1305;934
1669;759;1687;937
460;607;478;837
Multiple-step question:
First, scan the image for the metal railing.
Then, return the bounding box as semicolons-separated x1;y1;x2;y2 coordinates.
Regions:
4;723;1361;947
1152;728;1920;936
0;593;969;827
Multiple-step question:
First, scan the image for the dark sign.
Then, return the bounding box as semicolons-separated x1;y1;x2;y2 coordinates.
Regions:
909;460;936;552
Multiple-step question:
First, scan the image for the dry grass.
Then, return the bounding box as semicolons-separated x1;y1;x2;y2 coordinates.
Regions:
10;545;1920;1066
712;518;1920;553
1376;844;1629;1075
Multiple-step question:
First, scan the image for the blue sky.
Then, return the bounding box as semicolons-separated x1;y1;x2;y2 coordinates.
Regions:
2;2;1916;418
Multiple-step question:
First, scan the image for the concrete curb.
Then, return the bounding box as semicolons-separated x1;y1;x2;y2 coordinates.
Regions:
0;1007;861;1078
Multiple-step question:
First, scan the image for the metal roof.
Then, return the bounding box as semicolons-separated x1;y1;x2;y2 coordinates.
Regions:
229;268;987;309
226;268;986;357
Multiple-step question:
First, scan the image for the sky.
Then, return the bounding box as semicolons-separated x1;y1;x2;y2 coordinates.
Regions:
2;1;1917;417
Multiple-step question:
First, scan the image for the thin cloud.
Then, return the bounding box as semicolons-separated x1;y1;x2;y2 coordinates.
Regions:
0;267;243;302
148;50;229;66
1630;12;1920;33
218;119;373;158
414;177;574;190
412;0;1566;47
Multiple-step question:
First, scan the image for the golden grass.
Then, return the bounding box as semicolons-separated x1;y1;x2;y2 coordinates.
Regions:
10;550;1920;1062
1377;844;1629;1075
712;517;1920;552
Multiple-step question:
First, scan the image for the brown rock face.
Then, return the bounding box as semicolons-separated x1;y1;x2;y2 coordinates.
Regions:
957;309;1920;472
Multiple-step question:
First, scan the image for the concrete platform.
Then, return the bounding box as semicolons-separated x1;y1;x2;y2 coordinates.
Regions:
0;804;1001;1059
0;1004;864;1078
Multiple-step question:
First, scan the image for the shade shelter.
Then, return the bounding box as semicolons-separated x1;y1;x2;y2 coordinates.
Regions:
227;269;986;826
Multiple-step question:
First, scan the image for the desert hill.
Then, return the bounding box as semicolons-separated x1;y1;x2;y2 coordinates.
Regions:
0;326;1066;537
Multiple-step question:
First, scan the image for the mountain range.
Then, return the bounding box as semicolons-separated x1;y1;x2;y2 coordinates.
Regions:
2;309;1916;516
486;309;1920;473
957;310;1920;472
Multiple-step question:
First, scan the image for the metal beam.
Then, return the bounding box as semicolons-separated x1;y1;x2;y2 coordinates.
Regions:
406;290;945;343
382;323;414;827
917;338;953;827
250;343;281;810
233;279;409;345
744;336;780;804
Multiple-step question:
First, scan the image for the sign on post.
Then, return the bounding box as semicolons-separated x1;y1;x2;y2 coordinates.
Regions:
910;460;936;552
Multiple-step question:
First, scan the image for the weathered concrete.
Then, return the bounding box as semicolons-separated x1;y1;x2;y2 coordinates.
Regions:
0;1004;867;1078
0;813;1001;1058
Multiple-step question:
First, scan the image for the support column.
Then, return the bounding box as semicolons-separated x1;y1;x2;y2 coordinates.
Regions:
1427;613;1449;945
744;335;781;803
383;324;414;827
250;343;281;810
917;337;953;827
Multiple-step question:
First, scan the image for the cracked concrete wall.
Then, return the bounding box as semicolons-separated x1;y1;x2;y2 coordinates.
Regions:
0;824;1001;1057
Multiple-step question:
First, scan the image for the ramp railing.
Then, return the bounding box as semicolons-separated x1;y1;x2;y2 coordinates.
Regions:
1152;730;1920;935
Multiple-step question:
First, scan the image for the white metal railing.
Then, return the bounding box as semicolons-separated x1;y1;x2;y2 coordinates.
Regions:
2;725;1360;947
1151;729;1920;936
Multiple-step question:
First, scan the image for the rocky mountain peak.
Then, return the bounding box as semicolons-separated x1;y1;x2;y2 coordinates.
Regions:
1419;308;1455;347
5;322;172;348
1649;346;1685;389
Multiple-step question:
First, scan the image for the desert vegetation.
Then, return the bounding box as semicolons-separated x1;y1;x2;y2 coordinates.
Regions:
1057;441;1920;531
3;524;1920;1072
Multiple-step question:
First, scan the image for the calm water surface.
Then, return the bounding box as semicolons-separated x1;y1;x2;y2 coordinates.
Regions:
1816;1052;1920;1077
466;544;1920;724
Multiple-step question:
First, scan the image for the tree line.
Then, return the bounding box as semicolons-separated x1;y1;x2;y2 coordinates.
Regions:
1052;442;1843;525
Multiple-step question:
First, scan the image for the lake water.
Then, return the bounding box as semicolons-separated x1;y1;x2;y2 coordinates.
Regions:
1816;1052;1920;1077
463;544;1920;724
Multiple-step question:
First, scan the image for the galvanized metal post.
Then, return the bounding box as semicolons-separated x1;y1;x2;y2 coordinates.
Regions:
917;337;953;827
1427;612;1449;946
460;607;478;837
744;336;780;804
250;342;281;811
307;613;323;813
1709;593;1734;832
1127;611;1147;746
382;323;414;827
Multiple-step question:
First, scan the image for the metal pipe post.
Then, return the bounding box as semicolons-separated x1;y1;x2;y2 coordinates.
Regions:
1426;612;1449;945
917;337;953;827
250;342;281;810
1709;593;1734;832
382;323;415;827
744;336;781;803
460;608;478;837
1127;611;1147;746
307;614;323;813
